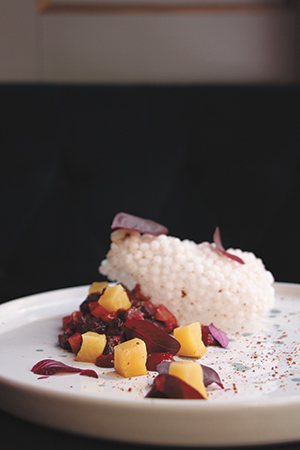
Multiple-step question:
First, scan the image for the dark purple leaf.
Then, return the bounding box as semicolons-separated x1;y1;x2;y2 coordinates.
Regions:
208;323;230;348
213;227;244;264
124;319;180;355
201;325;219;347
201;364;224;389
80;369;98;378
111;212;168;236
31;359;81;376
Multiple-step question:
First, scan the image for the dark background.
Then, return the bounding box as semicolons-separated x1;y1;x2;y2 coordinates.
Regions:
1;81;300;449
1;83;300;304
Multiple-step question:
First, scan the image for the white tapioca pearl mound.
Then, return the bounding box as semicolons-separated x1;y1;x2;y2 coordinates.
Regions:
99;229;275;332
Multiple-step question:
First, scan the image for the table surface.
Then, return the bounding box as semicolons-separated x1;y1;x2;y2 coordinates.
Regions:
1;408;300;450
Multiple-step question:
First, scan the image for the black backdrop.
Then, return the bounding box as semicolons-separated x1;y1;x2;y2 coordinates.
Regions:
1;83;300;303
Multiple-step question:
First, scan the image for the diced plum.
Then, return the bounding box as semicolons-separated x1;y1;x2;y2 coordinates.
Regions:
88;301;100;312
126;283;150;302
68;332;82;354
70;310;83;326
154;304;178;332
125;306;145;321
62;315;71;330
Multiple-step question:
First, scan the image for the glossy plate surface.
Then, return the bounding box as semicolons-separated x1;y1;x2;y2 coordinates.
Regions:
0;282;300;446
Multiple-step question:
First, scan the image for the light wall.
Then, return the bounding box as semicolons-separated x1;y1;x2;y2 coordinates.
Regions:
0;0;298;83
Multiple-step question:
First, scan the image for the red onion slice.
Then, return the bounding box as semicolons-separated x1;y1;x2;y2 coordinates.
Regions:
208;323;230;348
213;227;244;264
111;212;168;236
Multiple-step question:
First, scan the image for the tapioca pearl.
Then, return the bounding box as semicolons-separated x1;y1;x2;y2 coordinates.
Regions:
194;264;204;275
165;290;174;300
173;240;184;253
170;263;181;273
144;250;154;260
162;256;173;267
124;253;133;265
165;280;174;292
139;257;149;266
157;234;168;244
160;274;169;285
150;264;161;275
185;262;195;273
153;255;162;265
201;276;210;286
133;250;143;260
205;269;216;281
150;239;160;251
110;242;119;252
129;240;140;252
139;267;148;277
140;242;150;252
175;253;186;265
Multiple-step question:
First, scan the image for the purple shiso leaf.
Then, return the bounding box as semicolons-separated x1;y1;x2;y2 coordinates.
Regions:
201;364;224;389
213;227;244;265
111;212;168;236
208;323;230;348
156;361;224;389
124;319;180;355
31;359;81;376
79;369;99;378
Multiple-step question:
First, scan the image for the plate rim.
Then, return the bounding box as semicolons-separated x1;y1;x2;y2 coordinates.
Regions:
1;281;300;446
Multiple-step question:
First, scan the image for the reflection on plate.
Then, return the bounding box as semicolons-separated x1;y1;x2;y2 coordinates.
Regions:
0;282;300;446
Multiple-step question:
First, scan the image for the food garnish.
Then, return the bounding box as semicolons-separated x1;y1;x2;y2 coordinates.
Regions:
213;226;244;264
32;213;276;400
156;361;224;389
207;323;230;348
31;359;98;378
124;318;180;355
34;281;228;399
100;213;274;332
111;212;168;236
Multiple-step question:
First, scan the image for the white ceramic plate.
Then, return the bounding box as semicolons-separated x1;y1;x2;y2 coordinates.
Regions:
0;282;300;446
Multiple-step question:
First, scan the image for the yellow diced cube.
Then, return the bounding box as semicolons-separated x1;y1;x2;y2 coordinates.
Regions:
169;360;207;399
75;331;106;363
114;338;147;378
174;322;206;358
89;281;108;294
98;284;131;312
